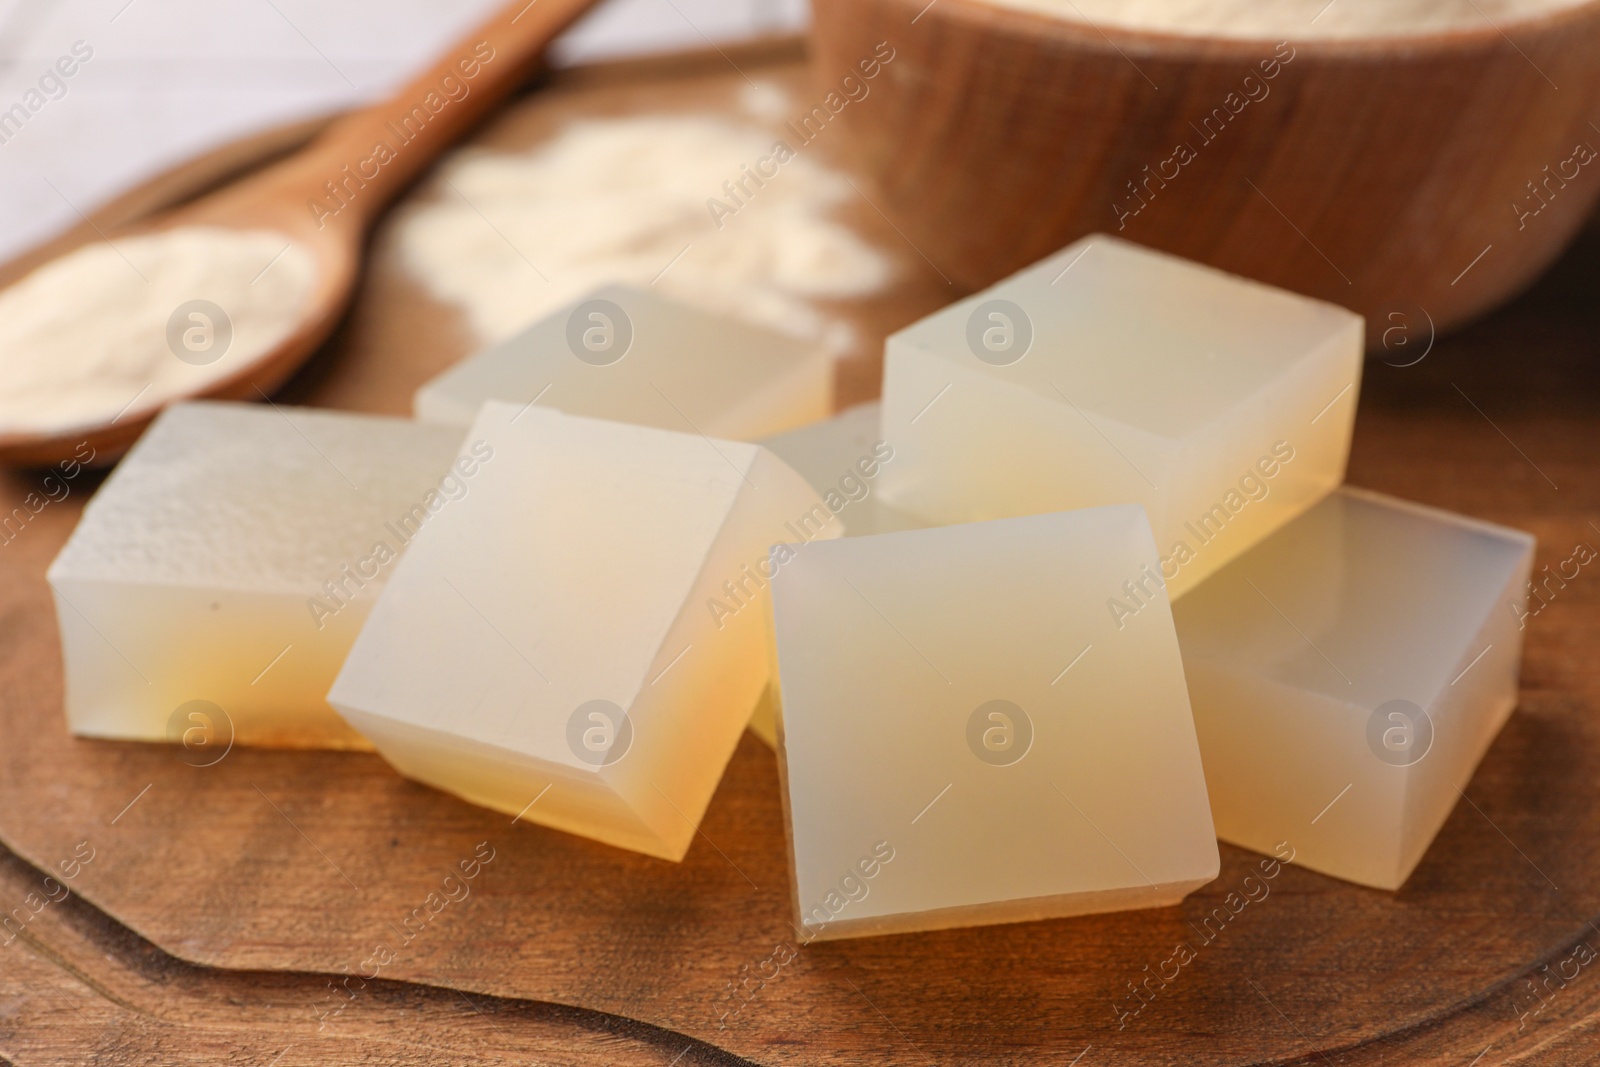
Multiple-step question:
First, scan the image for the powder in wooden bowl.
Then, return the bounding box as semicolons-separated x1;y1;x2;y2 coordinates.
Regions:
978;0;1589;38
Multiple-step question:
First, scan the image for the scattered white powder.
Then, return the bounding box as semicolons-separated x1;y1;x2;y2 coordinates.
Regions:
394;107;893;349
978;0;1589;37
0;227;316;435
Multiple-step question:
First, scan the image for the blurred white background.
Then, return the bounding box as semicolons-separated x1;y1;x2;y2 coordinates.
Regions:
0;0;809;263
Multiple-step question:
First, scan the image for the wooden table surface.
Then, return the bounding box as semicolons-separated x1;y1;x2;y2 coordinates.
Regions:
3;41;1600;1067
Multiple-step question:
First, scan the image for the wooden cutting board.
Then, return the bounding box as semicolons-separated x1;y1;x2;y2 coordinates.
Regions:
3;39;1600;1067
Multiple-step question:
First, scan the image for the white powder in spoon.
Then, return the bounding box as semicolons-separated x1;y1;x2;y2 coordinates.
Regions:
0;227;316;436
977;0;1589;38
394;104;893;349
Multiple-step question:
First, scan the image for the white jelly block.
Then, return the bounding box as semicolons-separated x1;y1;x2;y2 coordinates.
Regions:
758;402;925;539
415;284;833;438
749;403;925;748
1171;487;1536;890
772;505;1218;939
48;401;465;749
328;403;841;861
747;684;782;750
878;234;1364;599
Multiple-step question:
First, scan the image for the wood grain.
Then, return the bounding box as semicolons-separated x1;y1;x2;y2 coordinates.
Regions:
810;0;1600;344
3;45;1600;1067
0;847;749;1065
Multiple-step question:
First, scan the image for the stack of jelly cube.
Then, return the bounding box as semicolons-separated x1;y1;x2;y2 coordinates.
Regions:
50;291;840;861
764;235;1532;928
49;234;1534;942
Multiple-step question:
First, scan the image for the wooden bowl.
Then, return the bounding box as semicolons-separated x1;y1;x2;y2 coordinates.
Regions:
810;0;1600;343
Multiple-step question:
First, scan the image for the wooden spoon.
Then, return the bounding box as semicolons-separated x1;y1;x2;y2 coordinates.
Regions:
0;0;600;467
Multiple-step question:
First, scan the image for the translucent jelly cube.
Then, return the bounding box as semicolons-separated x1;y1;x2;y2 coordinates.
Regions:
771;505;1218;939
749;403;925;747
757;401;925;539
878;234;1364;599
328;403;840;861
414;283;833;438
1171;487;1536;890
48;401;464;749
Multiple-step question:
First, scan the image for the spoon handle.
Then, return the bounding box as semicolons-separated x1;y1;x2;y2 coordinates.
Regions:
240;0;601;233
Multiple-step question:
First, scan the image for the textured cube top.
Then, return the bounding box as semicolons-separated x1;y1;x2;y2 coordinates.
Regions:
1173;487;1536;711
889;234;1361;440
772;505;1217;937
49;401;463;594
414;283;831;435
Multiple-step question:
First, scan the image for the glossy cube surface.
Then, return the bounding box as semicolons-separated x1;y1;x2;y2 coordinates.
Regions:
750;402;925;746
757;401;924;541
415;284;832;438
1172;487;1536;889
878;234;1364;598
329;403;840;860
771;505;1218;939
